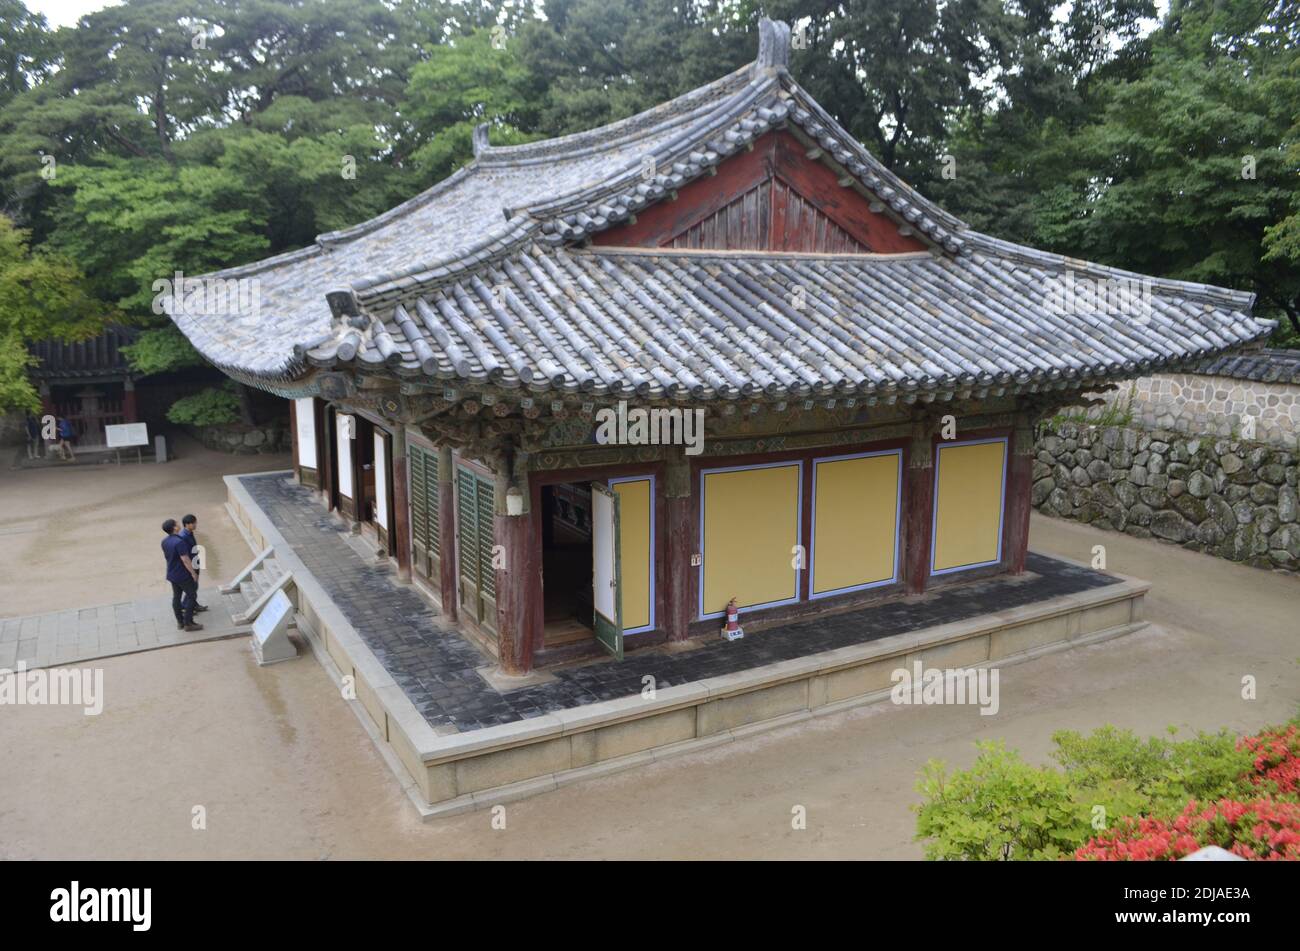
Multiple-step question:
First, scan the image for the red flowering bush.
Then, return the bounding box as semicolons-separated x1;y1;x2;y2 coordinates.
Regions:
1075;798;1300;861
1239;723;1300;795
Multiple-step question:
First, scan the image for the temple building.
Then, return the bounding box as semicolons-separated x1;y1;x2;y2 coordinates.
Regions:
172;20;1268;677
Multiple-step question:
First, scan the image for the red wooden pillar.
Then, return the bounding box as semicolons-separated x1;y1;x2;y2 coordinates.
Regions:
903;416;935;595
391;427;412;582
1004;411;1035;574
436;445;458;622
664;450;693;641
494;452;537;675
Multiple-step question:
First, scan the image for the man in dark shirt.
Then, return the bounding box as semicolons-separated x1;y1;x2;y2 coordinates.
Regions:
162;519;203;632
179;514;208;613
24;413;41;460
56;416;76;461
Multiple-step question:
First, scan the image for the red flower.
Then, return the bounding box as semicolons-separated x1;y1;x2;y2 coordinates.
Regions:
1075;798;1300;861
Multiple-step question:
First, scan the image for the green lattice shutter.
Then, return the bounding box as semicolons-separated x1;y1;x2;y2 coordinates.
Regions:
477;477;496;598
457;467;479;594
410;446;428;575
424;448;440;559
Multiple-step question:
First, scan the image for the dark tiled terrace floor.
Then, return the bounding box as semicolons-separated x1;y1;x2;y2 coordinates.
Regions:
243;473;1120;734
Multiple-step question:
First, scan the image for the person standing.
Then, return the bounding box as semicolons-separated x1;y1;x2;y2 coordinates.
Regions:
56;416;76;461
162;519;203;632
24;413;42;460
179;514;208;613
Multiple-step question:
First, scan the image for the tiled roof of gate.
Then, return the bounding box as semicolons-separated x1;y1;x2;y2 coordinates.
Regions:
168;19;1271;400
1197;348;1300;385
29;325;137;379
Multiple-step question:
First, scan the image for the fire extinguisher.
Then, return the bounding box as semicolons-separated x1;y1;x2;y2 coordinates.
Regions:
722;597;744;641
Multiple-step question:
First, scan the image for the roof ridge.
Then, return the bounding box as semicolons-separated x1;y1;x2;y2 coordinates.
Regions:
963;230;1260;313
584;245;937;263
476;63;756;166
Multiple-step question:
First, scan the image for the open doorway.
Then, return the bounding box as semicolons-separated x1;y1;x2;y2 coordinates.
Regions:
540;481;595;649
537;474;654;661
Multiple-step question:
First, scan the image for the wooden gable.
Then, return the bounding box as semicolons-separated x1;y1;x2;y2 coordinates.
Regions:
593;130;928;254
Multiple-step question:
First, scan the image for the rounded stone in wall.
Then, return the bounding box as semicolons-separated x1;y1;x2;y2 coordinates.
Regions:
1256;505;1280;538
1150;510;1190;542
1273;524;1300;559
1278;485;1298;523
1186;471;1214;498
1250;482;1278;505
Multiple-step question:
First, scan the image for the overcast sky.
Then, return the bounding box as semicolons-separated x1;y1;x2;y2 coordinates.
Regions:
28;0;121;28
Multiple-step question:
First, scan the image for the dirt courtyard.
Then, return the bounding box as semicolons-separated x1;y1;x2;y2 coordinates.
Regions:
0;436;290;618
0;447;1297;858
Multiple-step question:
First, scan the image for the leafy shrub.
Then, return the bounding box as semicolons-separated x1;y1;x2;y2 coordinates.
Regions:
166;385;240;426
915;721;1290;860
1075;798;1300;861
1051;725;1257;819
915;741;1090;860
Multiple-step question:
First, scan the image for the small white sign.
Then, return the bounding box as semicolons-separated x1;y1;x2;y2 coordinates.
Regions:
253;590;293;646
105;422;149;448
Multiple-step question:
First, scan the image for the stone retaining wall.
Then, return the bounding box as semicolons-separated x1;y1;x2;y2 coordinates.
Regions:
191;422;287;454
1033;422;1300;571
1089;374;1300;449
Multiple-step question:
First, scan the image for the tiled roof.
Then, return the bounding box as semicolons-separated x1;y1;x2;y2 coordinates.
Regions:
169;19;1270;399
302;244;1264;402
1196;348;1300;385
29;326;138;379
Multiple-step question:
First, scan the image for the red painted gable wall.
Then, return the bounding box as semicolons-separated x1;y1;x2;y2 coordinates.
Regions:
593;130;928;254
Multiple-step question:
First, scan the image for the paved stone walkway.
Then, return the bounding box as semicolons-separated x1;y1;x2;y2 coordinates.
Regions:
243;473;1122;734
0;587;247;670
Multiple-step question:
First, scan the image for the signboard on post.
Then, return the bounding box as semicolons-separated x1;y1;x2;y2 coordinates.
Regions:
105;422;149;448
105;422;150;465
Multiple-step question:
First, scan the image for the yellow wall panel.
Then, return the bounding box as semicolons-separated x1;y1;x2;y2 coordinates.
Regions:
812;452;900;594
932;440;1006;572
612;478;652;631
702;464;800;615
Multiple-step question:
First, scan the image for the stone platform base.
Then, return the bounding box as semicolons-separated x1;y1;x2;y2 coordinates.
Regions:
226;473;1149;819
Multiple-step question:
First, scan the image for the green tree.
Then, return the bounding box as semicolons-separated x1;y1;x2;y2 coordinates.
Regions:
516;0;753;136
1030;1;1300;335
404;28;542;180
0;214;108;411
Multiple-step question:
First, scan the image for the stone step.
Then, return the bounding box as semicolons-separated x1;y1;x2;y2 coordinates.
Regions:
243;558;289;611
